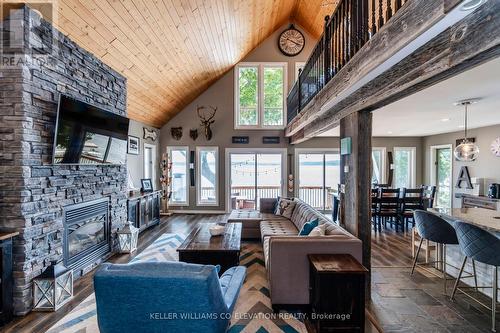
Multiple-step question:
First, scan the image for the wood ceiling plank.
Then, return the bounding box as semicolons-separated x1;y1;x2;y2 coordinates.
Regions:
50;0;326;127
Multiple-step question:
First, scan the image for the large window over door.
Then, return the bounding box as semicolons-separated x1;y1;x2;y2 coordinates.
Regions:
394;147;416;188
167;146;188;206
227;149;285;211
296;150;340;212
197;147;218;206
235;63;287;129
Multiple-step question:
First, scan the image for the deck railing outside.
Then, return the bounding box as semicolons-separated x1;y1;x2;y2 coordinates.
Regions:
287;0;408;124
226;186;333;211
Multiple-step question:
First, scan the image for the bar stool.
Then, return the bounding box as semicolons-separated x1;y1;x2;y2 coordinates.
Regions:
452;221;500;332
411;210;459;294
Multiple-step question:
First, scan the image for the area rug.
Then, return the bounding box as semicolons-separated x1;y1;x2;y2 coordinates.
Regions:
46;233;306;333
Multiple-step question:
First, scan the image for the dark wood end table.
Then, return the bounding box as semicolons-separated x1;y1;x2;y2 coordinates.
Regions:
308;254;368;333
177;223;242;274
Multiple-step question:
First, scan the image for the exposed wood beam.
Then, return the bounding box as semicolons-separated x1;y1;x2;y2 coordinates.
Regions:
286;0;462;139
289;0;500;144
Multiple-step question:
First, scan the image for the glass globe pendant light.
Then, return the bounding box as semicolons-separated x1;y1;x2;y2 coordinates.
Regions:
454;100;479;161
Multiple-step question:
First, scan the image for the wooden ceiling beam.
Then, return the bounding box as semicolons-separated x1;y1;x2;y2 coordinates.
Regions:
289;0;500;144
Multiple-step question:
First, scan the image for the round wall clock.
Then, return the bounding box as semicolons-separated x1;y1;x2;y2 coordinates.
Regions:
278;25;305;57
491;137;500;157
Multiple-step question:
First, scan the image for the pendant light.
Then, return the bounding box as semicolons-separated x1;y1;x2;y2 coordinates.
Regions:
454;99;480;162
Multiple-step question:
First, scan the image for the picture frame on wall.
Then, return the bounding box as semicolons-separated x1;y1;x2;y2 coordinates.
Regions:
141;178;153;193
128;136;140;155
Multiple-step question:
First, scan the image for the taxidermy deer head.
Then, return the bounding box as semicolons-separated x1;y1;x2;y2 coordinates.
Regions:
197;106;217;141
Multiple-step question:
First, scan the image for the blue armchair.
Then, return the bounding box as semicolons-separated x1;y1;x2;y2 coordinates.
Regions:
94;261;246;333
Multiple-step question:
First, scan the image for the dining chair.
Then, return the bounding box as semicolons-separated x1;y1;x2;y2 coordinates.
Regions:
377;188;402;231
399;187;424;230
422;185;437;209
371;188;382;232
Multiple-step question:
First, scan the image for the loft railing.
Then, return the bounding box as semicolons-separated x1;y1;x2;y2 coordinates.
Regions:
287;0;408;124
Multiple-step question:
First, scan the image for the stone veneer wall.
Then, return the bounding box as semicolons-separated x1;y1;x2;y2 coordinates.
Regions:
0;7;127;315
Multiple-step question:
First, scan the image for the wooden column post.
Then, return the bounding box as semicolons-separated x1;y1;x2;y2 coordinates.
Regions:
339;110;372;296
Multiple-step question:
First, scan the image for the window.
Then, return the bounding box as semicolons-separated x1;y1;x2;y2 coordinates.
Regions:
393;147;416;188
167;146;189;206
372;147;386;185
197;147;219;206
296;149;340;212
235;63;287;129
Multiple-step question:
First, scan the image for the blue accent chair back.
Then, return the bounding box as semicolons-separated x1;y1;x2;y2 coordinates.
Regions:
94;261;246;333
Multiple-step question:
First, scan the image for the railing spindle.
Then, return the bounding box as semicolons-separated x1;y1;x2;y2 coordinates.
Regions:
386;0;393;21
371;0;377;37
394;0;402;12
378;0;384;30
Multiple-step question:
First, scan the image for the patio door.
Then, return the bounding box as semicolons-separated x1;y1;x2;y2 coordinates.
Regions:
227;149;286;211
295;150;340;212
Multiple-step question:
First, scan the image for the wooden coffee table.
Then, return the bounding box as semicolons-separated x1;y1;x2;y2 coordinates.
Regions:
177;223;242;274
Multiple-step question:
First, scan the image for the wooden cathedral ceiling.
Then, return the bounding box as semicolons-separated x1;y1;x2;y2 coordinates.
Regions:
54;0;336;127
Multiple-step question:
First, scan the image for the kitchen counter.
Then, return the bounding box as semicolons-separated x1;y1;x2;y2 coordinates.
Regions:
428;207;500;233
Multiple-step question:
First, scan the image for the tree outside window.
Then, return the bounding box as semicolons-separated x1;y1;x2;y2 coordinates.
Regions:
236;63;286;128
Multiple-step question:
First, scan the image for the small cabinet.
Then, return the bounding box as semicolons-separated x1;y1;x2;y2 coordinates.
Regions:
127;191;161;232
308;254;368;333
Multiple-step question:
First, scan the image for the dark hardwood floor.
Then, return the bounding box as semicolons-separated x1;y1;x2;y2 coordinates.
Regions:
2;214;224;333
2;215;494;332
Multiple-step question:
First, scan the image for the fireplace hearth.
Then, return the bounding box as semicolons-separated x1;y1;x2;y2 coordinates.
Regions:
63;198;111;272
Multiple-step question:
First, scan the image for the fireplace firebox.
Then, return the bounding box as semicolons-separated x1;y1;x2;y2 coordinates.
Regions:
63;198;110;272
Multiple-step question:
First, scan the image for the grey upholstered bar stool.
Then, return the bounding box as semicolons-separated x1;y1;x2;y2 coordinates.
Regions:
452;221;500;332
411;210;459;294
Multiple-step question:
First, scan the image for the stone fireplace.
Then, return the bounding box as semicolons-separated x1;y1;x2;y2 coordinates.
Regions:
0;6;127;314
63;198;111;272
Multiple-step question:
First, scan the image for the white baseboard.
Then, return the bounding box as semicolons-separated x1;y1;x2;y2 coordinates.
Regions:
168;210;226;214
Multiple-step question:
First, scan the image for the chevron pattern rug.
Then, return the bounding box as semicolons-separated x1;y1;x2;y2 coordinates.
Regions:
46;233;306;333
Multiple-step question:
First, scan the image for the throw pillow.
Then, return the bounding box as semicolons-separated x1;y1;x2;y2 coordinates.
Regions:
308;223;327;236
275;198;296;219
299;218;319;236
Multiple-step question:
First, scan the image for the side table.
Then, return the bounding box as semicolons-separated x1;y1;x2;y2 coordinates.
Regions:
308;254;368;332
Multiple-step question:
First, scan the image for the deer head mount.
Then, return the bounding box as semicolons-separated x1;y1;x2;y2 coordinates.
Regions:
197;106;217;141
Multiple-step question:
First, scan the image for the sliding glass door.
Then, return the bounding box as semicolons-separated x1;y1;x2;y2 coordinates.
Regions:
228;149;285;211
296;150;340;212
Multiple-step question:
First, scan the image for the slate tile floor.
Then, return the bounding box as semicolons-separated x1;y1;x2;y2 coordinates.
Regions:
370;229;496;332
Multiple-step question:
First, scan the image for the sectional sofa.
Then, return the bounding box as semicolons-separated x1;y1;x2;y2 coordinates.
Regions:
258;198;363;309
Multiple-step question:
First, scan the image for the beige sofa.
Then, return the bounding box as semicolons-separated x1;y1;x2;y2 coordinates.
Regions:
259;198;363;309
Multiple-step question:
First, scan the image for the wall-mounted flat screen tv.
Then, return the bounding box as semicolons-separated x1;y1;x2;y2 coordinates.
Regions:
53;95;129;165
